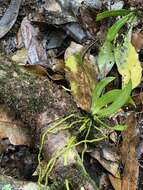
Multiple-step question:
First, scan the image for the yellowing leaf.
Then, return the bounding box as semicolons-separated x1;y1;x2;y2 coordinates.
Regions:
65;42;98;111
115;33;142;89
65;55;78;73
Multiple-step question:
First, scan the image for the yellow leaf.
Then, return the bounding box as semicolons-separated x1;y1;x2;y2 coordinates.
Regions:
115;35;142;89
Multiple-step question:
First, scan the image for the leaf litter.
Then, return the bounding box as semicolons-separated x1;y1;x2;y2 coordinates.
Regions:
0;1;143;190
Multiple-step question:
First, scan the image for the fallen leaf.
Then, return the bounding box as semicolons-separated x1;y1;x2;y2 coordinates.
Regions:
89;149;120;178
23;62;65;80
0;104;31;146
18;17;47;65
65;42;98;111
22;65;48;77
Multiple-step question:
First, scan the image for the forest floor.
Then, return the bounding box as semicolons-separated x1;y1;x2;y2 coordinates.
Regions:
0;1;143;190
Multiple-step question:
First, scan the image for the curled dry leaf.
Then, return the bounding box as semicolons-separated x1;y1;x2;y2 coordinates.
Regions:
65;42;98;111
18;17;47;65
0;104;31;146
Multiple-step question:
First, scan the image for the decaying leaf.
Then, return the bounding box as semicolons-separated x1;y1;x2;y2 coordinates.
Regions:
108;174;121;190
120;113;139;190
97;40;115;78
0;105;31;146
89;148;120;178
22;65;48;77
64;42;98;111
114;31;142;89
18;17;47;65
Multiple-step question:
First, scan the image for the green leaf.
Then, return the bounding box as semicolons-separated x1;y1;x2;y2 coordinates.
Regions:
92;89;121;114
96;9;131;21
107;12;134;42
113;124;127;131
91;77;115;112
97;80;132;117
97;40;115;78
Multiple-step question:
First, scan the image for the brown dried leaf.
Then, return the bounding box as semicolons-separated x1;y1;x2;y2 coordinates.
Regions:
22;63;65;80
22;65;48;77
120;113;139;190
108;174;121;190
0;104;31;146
